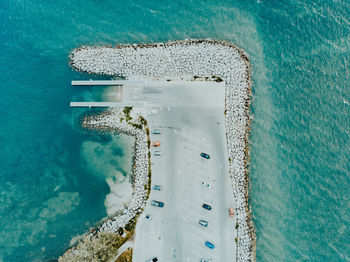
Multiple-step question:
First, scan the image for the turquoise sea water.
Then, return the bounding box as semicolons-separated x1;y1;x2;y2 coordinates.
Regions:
1;0;349;261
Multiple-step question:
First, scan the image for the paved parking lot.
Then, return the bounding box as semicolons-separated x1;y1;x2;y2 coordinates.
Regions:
131;81;237;262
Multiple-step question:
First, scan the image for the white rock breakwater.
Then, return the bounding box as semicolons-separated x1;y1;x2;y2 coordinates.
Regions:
70;39;255;262
83;109;150;232
60;109;150;261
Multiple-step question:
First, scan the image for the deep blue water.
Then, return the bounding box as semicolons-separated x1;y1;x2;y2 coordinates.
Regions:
0;0;349;261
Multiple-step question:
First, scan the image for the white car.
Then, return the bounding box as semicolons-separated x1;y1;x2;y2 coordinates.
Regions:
201;181;211;188
154;151;162;156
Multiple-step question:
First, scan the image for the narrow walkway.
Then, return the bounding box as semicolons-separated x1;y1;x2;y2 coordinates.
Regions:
70;102;146;107
109;240;134;262
71;80;144;86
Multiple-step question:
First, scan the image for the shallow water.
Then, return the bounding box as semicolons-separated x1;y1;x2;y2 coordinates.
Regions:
0;0;349;261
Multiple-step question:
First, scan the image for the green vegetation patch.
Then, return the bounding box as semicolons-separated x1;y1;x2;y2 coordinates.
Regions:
130;123;143;130
212;75;223;82
123;106;133;122
138;115;148;126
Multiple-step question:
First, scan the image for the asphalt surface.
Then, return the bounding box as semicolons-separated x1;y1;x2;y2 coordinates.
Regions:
127;81;237;262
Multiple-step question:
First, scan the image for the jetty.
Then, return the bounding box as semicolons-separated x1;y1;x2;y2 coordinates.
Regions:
70;102;146;108
71;80;144;86
70;79;146;108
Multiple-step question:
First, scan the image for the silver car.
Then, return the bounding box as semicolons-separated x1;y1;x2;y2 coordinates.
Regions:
151;129;161;134
154;151;162;156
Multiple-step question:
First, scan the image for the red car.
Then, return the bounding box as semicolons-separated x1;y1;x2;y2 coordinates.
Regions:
151;141;160;147
229;207;235;218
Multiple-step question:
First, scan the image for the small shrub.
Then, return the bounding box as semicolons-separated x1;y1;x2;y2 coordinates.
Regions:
139;115;148;126
123;106;133;122
131;123;142;130
125;219;136;232
117;227;124;235
212;75;223;82
122;106;133;116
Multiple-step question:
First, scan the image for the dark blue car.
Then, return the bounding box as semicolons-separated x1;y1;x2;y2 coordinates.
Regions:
201;152;210;159
202;203;212;210
205;241;215;249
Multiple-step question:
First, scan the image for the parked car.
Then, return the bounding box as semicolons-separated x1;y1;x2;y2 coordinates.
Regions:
154;151;162;156
229;207;235;218
200;152;210;159
153;185;161;191
146;257;158;262
151;200;164;207
199;219;208;227
151;141;160;147
151;129;161;134
205;241;215;249
202;203;212;210
145;215;152;220
201;181;211;188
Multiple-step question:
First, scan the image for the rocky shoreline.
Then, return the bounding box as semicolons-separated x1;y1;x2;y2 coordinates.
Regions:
69;39;255;262
82;108;150;232
60;108;151;261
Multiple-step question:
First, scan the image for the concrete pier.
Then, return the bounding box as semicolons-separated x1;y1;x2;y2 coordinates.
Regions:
70;102;146;108
71;80;144;86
